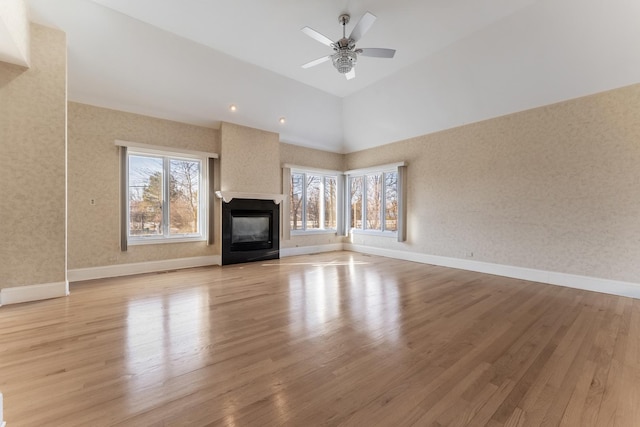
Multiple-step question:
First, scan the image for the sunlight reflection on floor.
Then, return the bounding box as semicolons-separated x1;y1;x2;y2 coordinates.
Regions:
125;288;209;411
285;257;400;343
262;260;371;267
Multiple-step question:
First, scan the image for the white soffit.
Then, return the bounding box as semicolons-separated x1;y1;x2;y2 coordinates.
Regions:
0;0;30;66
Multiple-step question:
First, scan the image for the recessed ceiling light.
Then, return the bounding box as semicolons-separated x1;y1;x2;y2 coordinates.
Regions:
279;117;286;124
229;104;237;112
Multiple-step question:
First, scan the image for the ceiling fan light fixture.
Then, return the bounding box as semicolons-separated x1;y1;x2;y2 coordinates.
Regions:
332;50;357;74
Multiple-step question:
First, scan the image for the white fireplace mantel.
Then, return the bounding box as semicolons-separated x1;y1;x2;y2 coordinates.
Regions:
215;191;285;204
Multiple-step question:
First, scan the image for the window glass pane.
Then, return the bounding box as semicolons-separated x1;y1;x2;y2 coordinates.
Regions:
385;172;398;232
365;174;382;230
169;159;200;235
350;176;363;229
324;176;337;230
129;155;163;236
290;173;304;230
306;175;322;229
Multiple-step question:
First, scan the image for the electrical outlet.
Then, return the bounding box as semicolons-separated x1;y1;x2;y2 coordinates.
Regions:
90;199;96;205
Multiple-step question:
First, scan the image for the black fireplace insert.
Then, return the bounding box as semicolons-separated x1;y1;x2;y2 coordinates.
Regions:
222;198;279;265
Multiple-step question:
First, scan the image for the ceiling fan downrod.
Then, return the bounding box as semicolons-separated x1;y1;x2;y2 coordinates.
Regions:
333;14;356;74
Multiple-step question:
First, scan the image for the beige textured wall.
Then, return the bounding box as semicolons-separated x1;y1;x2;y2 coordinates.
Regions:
280;142;345;171
0;24;66;287
67;103;220;269
346;83;640;283
220;122;280;194
279;142;345;249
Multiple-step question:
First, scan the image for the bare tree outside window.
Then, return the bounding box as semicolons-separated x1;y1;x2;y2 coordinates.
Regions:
129;155;163;236
350;176;363;229
324;177;337;229
169;159;200;234
290;173;304;230
290;171;338;231
366;174;382;230
385;172;398;232
349;170;400;234
306;175;322;229
128;154;202;239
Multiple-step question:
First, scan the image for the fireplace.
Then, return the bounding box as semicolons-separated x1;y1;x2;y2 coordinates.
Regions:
221;198;280;265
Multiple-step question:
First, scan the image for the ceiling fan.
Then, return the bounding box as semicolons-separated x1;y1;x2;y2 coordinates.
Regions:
301;11;396;80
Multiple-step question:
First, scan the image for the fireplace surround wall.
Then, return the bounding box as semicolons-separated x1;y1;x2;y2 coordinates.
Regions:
221;198;280;265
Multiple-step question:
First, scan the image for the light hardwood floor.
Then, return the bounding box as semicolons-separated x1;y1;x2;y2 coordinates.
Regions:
1;251;639;426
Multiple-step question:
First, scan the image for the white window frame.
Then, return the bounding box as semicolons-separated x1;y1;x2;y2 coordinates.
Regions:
345;162;406;240
289;168;340;235
124;144;210;245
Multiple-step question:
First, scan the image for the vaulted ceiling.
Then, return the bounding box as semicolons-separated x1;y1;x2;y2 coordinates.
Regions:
28;0;640;153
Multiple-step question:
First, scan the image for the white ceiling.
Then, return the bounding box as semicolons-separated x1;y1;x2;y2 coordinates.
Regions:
89;0;539;98
27;0;640;153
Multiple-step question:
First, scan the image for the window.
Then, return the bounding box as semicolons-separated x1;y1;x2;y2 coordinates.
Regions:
283;163;401;240
348;169;399;234
127;150;206;243
290;171;338;232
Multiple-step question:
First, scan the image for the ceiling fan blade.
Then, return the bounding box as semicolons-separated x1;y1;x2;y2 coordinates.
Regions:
358;48;396;58
302;55;332;69
349;11;376;43
301;26;334;47
345;68;356;80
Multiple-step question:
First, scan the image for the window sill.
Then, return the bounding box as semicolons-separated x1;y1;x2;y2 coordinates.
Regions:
291;229;338;236
350;229;397;238
128;236;207;246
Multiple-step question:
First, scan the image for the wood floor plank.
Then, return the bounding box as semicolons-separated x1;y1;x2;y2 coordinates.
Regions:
538;294;609;426
0;251;638;426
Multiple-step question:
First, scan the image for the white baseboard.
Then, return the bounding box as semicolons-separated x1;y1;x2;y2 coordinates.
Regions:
280;243;344;257
0;281;69;306
345;243;640;299
14;246;636;305
67;255;221;282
